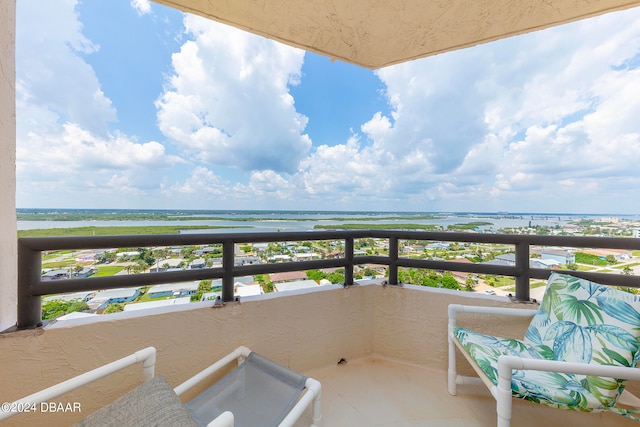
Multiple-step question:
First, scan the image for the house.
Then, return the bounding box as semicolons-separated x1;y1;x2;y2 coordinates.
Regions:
234;283;263;298
150;258;183;272
236;255;260;266
541;248;575;265
73;266;96;278
86;288;141;311
43;291;94;303
530;258;561;269
194;246;220;256
123;297;192;312
274;280;321;292
147;281;200;299
293;252;320;261
269;271;308;283
252;242;269;252
190;258;206;269
268;254;292;262
41;269;69;281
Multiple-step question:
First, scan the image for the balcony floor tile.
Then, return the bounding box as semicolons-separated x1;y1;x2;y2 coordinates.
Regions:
296;356;638;427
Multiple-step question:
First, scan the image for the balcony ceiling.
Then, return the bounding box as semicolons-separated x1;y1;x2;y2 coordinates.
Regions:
153;0;640;69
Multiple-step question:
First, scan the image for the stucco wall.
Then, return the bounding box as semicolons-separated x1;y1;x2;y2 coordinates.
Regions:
0;283;546;426
0;285;375;426
0;0;16;331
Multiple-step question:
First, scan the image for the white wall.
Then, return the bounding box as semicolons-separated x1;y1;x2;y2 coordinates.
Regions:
0;0;16;330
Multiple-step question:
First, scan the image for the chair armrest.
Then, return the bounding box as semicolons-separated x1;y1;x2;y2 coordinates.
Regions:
0;347;156;422
498;355;640;381
173;346;252;397
448;304;537;334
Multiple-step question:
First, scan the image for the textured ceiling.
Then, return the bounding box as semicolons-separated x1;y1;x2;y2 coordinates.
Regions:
153;0;640;69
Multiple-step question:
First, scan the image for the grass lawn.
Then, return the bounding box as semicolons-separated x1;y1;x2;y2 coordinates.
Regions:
93;266;126;276
491;276;515;288
506;280;546;293
574;264;597;271
18;225;248;237
42;261;74;269
613;262;640;269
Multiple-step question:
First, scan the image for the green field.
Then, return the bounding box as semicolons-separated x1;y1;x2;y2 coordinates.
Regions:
18;225;248;237
314;223;441;230
94;266;126;276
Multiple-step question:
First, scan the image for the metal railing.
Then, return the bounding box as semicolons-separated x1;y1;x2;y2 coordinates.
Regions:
17;230;640;329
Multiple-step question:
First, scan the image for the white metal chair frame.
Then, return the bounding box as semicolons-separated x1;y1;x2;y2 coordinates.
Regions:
0;347;157;422
448;304;640;427
174;345;322;427
1;346;322;427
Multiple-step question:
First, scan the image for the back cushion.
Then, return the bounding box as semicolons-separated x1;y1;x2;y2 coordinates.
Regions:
524;272;640;367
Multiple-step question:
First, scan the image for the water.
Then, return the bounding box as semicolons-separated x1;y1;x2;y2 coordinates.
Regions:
17;210;639;234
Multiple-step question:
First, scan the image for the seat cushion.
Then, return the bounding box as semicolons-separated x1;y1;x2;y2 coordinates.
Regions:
454;272;640;412
454;327;620;411
73;375;200;427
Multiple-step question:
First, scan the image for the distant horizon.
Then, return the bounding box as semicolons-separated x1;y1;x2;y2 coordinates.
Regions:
15;207;640;218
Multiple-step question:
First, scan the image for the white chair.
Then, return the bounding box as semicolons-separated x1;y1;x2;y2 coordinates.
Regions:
1;346;321;427
448;272;640;427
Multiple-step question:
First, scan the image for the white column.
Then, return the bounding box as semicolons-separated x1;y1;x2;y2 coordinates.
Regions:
0;0;17;330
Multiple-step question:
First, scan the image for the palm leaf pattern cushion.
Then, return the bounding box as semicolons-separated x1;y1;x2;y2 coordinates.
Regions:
454;272;640;414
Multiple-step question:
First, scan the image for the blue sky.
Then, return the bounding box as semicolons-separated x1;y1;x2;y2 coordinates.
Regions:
15;0;640;214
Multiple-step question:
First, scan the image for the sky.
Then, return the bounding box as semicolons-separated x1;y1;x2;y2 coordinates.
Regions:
14;0;640;214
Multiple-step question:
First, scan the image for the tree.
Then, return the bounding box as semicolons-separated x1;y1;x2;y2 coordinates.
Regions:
326;271;345;284
255;274;273;293
306;270;326;281
192;280;212;301
566;263;578;271
464;277;476;292
104;303;124;314
42;299;89;320
439;275;461;290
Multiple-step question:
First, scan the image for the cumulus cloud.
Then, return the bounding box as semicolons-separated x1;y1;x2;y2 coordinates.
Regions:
156;15;311;174
16;0;640;212
16;0;182;207
290;8;640;212
16;0;115;137
131;0;151;15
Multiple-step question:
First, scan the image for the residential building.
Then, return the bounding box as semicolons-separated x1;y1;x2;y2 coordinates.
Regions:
147;282;200;299
189;258;206;269
86;288;141;311
541;248;575;265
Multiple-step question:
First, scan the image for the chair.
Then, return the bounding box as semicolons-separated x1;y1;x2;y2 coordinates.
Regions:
1;346;321;427
448;272;640;427
175;346;322;427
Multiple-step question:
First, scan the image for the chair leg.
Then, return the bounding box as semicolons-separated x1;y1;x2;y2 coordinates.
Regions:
311;389;322;427
448;332;457;395
496;370;512;427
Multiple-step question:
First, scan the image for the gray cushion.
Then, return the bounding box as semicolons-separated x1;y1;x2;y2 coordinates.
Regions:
73;375;199;427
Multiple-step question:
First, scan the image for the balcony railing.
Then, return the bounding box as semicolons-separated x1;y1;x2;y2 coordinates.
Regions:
17;230;640;329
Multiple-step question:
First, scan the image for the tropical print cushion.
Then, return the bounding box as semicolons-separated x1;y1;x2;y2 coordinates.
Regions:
454;272;640;413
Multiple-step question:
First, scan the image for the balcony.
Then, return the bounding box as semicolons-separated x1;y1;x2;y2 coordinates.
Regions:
2;231;640;426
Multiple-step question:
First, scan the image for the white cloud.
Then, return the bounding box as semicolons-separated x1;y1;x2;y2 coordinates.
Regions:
16;0;115;137
290;7;640;212
15;1;640;212
131;0;151;15
16;0;183;207
156;15;311;174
